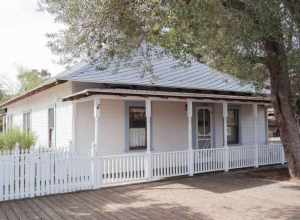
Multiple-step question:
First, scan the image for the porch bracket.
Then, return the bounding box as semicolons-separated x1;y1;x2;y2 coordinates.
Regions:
223;102;229;172
187;100;194;176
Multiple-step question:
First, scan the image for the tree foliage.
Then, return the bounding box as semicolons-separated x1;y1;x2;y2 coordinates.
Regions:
40;1;299;78
40;0;300;177
17;68;51;93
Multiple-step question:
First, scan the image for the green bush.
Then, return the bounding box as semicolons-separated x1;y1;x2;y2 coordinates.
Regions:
0;128;36;151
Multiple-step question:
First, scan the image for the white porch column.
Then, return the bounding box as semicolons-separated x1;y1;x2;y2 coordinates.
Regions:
145;99;152;179
223;102;229;171
187;100;194;176
253;103;259;168
92;97;101;188
93;98;101;153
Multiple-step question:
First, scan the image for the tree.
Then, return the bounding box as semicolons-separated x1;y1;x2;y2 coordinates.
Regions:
17;68;51;93
40;0;300;177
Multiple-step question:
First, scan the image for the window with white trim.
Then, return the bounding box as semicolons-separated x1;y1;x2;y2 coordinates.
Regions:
227;109;239;145
129;106;146;150
7;114;13;131
23;112;31;133
48;107;55;148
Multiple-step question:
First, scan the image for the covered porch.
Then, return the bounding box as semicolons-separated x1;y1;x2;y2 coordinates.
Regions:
65;88;283;186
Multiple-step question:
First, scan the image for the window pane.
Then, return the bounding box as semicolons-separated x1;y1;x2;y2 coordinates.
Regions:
227;109;239;144
204;109;210;135
198;110;204;135
23;112;31;133
48;108;55;128
129;107;146;150
129;107;146;128
48;108;55;148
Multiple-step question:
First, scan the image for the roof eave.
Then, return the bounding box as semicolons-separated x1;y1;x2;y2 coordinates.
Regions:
0;79;67;108
62;88;271;104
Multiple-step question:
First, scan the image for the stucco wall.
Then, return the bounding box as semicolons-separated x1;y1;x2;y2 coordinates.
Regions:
6;82;73;148
152;101;188;152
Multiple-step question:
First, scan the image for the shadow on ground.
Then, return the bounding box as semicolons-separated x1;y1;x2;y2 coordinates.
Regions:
120;166;288;194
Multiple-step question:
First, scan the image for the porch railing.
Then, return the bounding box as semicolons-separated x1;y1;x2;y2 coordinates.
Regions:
0;143;285;202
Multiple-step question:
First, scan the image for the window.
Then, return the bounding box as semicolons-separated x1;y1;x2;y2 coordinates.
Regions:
1;114;6;133
227;109;239;145
23;112;31;133
48;108;55;148
7;114;13;131
197;108;212;148
129;106;146;150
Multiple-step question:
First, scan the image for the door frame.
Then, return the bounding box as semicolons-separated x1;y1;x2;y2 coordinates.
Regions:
195;106;213;149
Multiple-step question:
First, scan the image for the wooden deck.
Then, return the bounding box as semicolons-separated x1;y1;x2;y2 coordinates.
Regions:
0;167;300;220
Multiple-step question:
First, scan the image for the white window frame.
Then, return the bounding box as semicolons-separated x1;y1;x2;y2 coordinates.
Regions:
227;107;240;145
196;106;213;149
6;114;13;131
48;106;56;148
23;111;32;133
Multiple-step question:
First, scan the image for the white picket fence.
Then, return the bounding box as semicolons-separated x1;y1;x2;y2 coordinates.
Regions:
102;153;146;185
152;150;189;178
0;148;92;201
0;143;285;202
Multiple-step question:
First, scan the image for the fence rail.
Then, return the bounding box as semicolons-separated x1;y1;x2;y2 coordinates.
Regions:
0;143;284;202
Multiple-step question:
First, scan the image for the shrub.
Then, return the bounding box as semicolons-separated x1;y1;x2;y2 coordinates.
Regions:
0;128;36;151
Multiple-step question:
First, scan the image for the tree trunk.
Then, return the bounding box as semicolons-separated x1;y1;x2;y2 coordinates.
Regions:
264;40;300;178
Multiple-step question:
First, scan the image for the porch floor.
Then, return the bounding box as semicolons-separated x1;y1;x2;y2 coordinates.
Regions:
1;166;299;220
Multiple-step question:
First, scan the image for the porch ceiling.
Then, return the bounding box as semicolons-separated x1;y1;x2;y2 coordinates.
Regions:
62;88;271;104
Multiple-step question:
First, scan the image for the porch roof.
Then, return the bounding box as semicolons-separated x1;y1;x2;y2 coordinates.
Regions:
62;88;271;104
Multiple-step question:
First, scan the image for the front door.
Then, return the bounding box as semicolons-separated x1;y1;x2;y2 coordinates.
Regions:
196;108;212;148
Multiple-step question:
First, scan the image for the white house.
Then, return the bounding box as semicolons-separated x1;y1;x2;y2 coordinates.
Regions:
1;55;270;156
0;54;286;201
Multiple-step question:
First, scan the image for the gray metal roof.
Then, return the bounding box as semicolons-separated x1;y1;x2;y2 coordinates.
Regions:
56;55;256;93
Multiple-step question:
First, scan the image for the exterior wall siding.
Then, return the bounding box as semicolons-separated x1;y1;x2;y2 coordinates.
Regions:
6;82;73;149
5;81;268;153
240;104;266;145
75;101;94;154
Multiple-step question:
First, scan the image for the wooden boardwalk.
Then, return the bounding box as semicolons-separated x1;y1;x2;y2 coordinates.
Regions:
0;167;300;220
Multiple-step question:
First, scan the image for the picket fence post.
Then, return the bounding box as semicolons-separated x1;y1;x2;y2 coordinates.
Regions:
254;144;259;168
29;149;36;198
224;147;229;171
90;143;96;189
146;151;152;180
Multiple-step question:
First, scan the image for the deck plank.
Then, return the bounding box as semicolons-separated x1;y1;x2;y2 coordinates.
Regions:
7;201;29;220
0;203;17;220
22;199;50;220
31;197;61;220
0;168;297;220
0;203;8;220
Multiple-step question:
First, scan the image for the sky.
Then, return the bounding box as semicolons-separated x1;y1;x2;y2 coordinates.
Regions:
0;0;64;91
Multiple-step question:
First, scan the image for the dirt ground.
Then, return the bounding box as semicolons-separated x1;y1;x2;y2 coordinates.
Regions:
1;166;300;220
